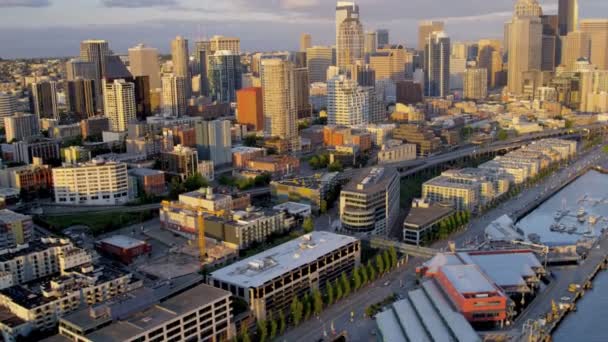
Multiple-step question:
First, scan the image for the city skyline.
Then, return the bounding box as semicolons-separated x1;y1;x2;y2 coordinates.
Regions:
2;0;607;58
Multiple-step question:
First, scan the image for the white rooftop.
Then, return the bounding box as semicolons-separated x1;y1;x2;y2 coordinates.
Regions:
210;232;358;288
441;264;497;294
99;235;146;250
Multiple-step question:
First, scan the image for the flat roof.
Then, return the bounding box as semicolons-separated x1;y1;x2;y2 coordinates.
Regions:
440;264;497;294
342;167;398;194
86;284;229;342
404;205;454;229
210;232;358;288
465;251;542;288
99;235;146;250
0;209;30;224
128;168;164;177
273;202;312;212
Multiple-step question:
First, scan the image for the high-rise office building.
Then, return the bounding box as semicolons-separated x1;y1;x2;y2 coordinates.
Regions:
418;21;445;51
208;50;242;103
580;19;608;70
563;31;591;69
424;32;451;97
30;81;58;120
209;35;241;54
300;33;312;52
103;79;136;132
540;15;559;71
364;31;378;55
477;39;503;88
507;0;543;95
463;66;488;100
66;58;97;81
193;44;209;97
294;67;312;119
0;92;18;121
128;44;161;90
261;59;299;151
327;74;370;126
558;0;578;36
80;40;110;79
236;87;264;131
336;1;364;70
171;36;190;79
161;75;188;117
370;45;409;81
66;78;97;118
194;120;232;167
4;113;40;142
376;29;389;48
306;46;335;83
355;63;376;87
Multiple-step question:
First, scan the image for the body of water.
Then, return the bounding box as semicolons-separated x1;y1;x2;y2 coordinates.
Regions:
518;170;608;340
553;270;608;341
517;170;608;245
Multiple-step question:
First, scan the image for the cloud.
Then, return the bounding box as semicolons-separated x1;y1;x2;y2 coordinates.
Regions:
280;0;320;10
0;0;50;7
101;0;177;8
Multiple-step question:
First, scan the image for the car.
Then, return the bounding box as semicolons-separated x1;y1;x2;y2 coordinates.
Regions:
383;281;390;287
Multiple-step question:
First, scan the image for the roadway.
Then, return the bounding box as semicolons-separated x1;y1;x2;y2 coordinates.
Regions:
282;145;608;342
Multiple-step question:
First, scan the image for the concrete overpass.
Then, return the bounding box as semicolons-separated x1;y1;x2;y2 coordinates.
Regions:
369;237;439;259
389;124;608;178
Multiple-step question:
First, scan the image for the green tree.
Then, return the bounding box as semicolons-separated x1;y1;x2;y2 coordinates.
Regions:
302;217;314;234
353;267;362;290
320;200;328;214
309;155;320;169
388;246;398;269
290;297;304;326
326;281;335;306
360;265;369;285
270;319;278;340
497;129;509;141
439;220;449;239
367;261;377;282
382;250;391;272
328;160;344;172
240;321;251;342
376;254;385;274
243;134;259;147
168;177;186;199
279;311;286;335
313;289;323;315
303;293;311;321
341;272;351;297
334;279;343;301
257;320;268;342
183;173;209;191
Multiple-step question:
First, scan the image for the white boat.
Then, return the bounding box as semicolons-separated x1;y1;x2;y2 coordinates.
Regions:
577;208;586;217
589;216;598;225
567;226;578;234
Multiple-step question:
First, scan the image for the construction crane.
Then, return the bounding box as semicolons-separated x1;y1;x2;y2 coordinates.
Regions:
161;200;227;264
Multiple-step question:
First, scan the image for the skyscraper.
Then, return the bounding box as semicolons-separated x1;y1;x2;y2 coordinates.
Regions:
463;66;488;100
300;33;312;52
563;31;591;69
558;0;578;36
261;59;299;151
209;35;241;54
336;1;364;70
66;58;97;81
507;0;543;95
294;67;312;119
370;45;409;81
208;50;242;103
541;14;559;71
306;46;335;83
80;40;110;107
376;29;389;48
80;40;110;79
364;31;378;55
161;75;188;117
4;113;39;142
424;32;451;97
193;42;209;96
30;81;58;120
195;120;232;167
477;39;503;88
580;19;608;70
128;44;161;90
327;74;370;126
0;93;18;121
171;36;190;80
236;87;264;131
66;78;97;119
418;21;444;51
103;79;136;132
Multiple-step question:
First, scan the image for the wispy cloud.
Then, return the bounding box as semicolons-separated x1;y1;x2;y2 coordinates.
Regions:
0;0;50;7
101;0;178;8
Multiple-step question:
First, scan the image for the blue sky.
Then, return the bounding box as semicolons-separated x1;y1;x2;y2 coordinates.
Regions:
0;0;605;58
